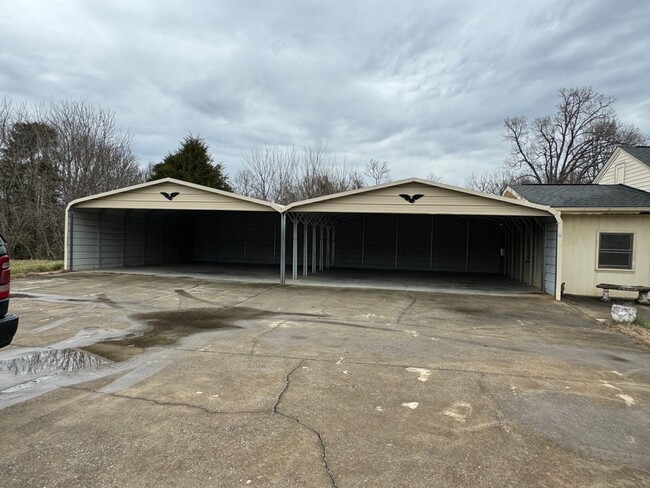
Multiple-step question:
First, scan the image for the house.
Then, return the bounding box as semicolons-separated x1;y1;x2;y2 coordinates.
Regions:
504;147;650;298
594;145;650;192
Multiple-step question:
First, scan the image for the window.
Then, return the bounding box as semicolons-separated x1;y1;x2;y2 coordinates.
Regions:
598;233;633;270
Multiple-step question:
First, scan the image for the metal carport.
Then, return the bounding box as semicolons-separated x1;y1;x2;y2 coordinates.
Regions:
280;179;563;299
64;178;283;274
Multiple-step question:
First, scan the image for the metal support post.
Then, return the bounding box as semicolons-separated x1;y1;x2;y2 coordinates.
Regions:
312;223;317;273
319;224;324;271
292;217;298;280
303;217;308;276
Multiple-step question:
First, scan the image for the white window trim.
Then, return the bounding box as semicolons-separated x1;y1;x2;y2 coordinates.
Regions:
595;231;635;272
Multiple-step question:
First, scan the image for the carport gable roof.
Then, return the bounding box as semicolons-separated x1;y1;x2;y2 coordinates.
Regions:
67;178;283;212
284;178;556;217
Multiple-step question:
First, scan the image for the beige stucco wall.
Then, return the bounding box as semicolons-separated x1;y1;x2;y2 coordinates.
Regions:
597;151;650;192
561;213;650;297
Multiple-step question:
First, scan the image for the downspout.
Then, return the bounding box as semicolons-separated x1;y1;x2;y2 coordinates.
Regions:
280;213;286;285
554;212;563;301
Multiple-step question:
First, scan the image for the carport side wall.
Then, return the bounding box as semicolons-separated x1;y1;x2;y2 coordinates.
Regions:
561;213;650;297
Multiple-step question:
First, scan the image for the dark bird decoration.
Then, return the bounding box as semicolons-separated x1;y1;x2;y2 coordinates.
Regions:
160;192;180;201
399;193;424;204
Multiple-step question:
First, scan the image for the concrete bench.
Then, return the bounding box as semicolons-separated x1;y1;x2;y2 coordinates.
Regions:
596;283;650;305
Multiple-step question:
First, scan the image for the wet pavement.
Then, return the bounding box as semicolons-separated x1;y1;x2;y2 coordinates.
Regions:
1;272;649;487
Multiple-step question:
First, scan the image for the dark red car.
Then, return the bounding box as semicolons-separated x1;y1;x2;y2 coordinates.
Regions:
0;234;18;347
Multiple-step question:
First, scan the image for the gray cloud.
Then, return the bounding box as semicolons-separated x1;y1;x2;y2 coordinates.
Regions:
1;0;648;185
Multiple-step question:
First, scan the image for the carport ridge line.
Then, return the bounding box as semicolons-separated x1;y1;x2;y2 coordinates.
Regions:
168;347;650;388
272;359;337;488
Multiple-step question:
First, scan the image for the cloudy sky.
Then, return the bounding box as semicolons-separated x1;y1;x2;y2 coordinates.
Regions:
2;0;649;185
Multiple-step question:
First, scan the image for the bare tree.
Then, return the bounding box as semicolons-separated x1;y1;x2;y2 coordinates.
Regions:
0;98;144;259
234;142;364;204
504;87;647;184
425;171;442;183
363;159;390;185
464;168;526;195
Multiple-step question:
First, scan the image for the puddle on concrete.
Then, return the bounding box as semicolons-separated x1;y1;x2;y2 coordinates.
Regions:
81;306;297;362
0;348;110;375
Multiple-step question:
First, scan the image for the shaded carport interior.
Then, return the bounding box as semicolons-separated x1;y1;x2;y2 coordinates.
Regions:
282;179;560;298
65;178;284;272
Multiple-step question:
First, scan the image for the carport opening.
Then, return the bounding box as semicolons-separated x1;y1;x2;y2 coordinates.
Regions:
286;213;556;295
67;208;283;271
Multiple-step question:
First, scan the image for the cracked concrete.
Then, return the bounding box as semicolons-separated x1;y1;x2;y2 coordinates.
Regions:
1;271;649;487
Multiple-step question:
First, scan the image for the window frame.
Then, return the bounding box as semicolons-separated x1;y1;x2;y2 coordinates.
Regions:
596;231;634;271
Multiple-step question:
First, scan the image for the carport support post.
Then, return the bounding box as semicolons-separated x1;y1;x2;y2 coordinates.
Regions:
303;217;308;276
325;226;330;269
312;224;317;273
280;213;286;285
319;224;324;271
292;217;298;280
331;226;336;267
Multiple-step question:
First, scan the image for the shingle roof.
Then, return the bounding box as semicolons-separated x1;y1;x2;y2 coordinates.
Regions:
509;184;650;208
621;145;650;167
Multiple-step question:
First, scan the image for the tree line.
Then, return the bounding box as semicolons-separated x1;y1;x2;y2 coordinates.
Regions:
0;99;144;259
1;86;646;259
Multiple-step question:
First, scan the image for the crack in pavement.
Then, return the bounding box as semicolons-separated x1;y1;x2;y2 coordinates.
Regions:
273;359;338;488
169;347;650;388
63;385;267;416
250;320;287;355
396;294;417;324
478;373;512;437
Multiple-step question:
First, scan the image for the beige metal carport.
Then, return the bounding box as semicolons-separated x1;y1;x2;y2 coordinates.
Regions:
65;178;282;273
280;179;563;299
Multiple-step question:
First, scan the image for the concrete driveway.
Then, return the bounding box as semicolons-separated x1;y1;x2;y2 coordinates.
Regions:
1;273;648;487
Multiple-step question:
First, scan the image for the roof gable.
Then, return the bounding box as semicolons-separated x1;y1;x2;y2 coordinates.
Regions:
68;178;281;212
286;178;554;217
595;146;650;183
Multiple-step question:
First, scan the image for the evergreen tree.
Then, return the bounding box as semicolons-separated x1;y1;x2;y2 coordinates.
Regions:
148;136;232;191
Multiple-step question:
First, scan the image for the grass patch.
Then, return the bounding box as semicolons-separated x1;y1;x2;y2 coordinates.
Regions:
634;319;650;330
11;260;64;276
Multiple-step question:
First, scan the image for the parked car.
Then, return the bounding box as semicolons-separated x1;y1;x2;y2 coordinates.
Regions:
0;233;19;347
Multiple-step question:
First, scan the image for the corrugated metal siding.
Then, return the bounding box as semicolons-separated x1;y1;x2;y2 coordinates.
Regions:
334;217;363;268
432;216;467;272
290;182;551;216
397;215;432;270
364;215;397;269
467;219;501;273
145;213;165;265
99;210;124;268
125;211;146;266
544;221;557;295
331;215;502;273
70;209;100;270
217;212;245;263
74;182;277;212
193;213;219;262
246;213;278;264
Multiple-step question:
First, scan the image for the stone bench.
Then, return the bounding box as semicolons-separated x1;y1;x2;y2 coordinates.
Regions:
596;283;650;305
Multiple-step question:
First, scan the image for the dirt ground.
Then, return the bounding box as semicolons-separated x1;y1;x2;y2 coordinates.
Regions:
1;272;648;487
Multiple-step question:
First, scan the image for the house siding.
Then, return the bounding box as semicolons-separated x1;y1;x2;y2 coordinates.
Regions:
597;152;650;192
561;213;650;297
